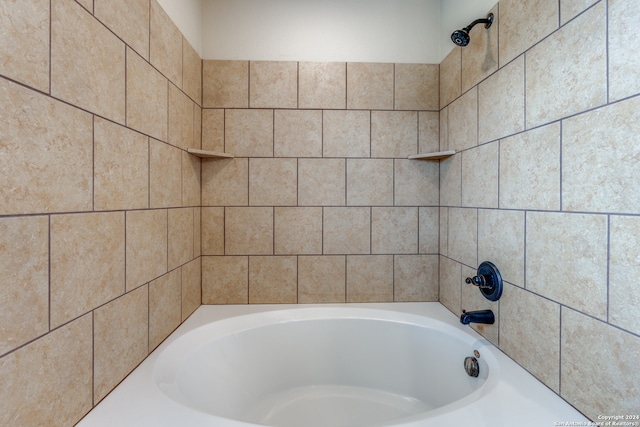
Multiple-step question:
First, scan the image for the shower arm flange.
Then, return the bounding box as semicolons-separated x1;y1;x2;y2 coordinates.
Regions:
464;13;494;32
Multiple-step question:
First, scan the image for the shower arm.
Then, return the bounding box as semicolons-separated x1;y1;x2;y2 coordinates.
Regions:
463;15;493;33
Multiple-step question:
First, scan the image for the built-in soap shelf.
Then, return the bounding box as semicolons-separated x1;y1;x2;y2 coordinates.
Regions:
408;150;456;161
187;148;234;159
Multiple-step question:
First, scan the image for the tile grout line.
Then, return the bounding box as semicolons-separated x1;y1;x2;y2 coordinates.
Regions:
48;215;52;332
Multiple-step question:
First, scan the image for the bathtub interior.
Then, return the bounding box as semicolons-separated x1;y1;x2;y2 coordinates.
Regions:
154;314;490;427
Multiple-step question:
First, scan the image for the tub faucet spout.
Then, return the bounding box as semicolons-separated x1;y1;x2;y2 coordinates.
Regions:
460;309;495;325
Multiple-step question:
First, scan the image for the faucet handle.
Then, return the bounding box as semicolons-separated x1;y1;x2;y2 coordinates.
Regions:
466;261;503;302
465;275;487;288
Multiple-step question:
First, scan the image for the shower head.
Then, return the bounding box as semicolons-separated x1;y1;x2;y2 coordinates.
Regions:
451;29;471;47
451;13;494;47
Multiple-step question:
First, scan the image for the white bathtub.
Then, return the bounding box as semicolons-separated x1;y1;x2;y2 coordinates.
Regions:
78;303;589;426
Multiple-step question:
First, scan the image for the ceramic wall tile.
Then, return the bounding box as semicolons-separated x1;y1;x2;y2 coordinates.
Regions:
125;209;168;291
477;55;524;144
50;212;125;328
323;110;370;157
499;123;561;210
249;256;297;304
562;96;640;214
94;117;149;211
168;208;194;270
168;84;194;150
201;207;225;255
75;0;93;12
182;151;201;207
203;60;249;108
202;256;248;304
609;0;640;101
500;284;560;391
225;109;274;157
439;48;461;108
371;207;418;254
193;207;201;257
93;286;148;403
525;2;606;128
560;0;598;24
181;258;202;320
193;104;202;149
434;0;640;416
439;207;448;257
461;142;499;208
447;88;477;152
394;159;439;206
526;212;607;319
561;307;640;420
299;62;346;109
150;0;182;87
52;0;125;124
298;159;346;206
182;38;202;104
560;0;598;25
298;256;346;303
225;207;274;255
439;256;461;314
439;154;461;207
394;64;439;111
447;208;477;268
419;111;440;154
149;139;182;208
201;158;249;206
126;48;168;141
323;207;371;255
371;111;418;158
499;0;559;66
149;269;181;350
439;107;449;151
347;62;394;110
95;0;149;61
274;110;323;158
249;158;297;206
0;314;92;427
609;215;640;336
346;255;394;303
346;159;394;206
202;109;225;152
477;209;525;288
394;255;439;302
419;207;439;254
0;0;49;92
0;79;93;216
0;216;49;356
250;61;298;108
274;207;323;255
461;4;499;92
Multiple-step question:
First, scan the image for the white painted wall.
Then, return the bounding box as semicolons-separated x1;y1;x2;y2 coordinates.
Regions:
158;0;498;64
201;0;440;63
156;0;203;55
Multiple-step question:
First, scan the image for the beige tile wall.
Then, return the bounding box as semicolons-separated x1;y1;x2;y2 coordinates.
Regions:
0;1;202;424
440;0;640;418
201;60;440;305
3;0;637;424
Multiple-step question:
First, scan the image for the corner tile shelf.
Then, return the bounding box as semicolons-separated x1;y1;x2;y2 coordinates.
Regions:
187;148;234;159
408;150;456;161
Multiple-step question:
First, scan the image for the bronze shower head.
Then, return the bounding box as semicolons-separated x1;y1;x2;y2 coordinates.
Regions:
451;13;494;47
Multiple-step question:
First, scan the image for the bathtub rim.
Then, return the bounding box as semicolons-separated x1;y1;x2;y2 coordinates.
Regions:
152;305;499;425
77;302;591;427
